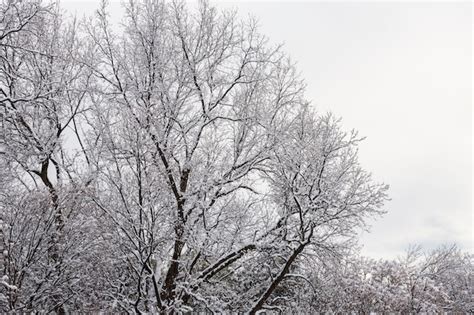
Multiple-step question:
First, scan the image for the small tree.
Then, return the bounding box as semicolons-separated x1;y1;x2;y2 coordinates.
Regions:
0;0;95;311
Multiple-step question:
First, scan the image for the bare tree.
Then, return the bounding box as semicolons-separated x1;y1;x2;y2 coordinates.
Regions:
0;0;95;312
78;0;388;312
8;1;472;314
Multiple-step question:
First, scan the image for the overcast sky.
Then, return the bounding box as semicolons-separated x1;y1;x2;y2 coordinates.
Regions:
61;0;472;259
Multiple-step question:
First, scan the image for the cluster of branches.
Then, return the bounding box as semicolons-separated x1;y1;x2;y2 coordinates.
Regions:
0;0;466;313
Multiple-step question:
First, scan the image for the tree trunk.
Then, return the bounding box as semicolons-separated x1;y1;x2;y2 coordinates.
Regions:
248;242;307;315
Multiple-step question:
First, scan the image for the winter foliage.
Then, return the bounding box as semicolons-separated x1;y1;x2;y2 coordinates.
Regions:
0;0;471;312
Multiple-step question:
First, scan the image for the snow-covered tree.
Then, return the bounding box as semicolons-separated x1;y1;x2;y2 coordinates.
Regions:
0;0;97;311
303;245;473;313
77;0;388;312
1;0;470;313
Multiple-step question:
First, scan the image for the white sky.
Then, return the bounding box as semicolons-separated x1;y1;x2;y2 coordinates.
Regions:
60;0;472;259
